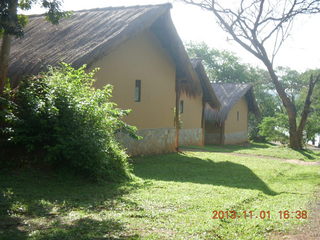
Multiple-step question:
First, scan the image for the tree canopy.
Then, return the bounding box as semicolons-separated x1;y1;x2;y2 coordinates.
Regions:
0;0;69;94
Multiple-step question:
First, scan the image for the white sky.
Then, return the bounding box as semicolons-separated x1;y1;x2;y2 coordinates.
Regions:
25;0;320;72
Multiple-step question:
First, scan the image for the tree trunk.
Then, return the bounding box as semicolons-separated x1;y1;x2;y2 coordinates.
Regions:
261;59;303;149
289;128;303;150
0;34;12;94
201;101;205;145
175;80;181;151
297;75;320;141
0;0;19;95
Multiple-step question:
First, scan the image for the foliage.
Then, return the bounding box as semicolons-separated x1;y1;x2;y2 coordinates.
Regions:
186;42;251;83
276;67;303;103
264;68;320;144
0;0;70;94
257;68;320;145
248;114;262;141
297;70;320;142
305;114;320;142
0;0;69;37
0;64;138;181
259;113;289;144
1;148;319;239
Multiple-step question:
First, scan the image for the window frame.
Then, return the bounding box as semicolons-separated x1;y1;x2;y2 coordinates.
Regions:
134;80;141;102
179;100;184;114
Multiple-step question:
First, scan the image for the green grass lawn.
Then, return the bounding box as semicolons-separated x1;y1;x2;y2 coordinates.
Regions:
182;142;320;161
1;150;319;240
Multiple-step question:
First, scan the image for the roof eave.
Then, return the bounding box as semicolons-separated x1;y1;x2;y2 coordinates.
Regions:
193;61;221;109
150;12;202;97
245;87;261;119
205;83;260;123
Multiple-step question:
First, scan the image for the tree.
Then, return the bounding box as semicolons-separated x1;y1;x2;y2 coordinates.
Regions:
0;0;68;94
258;68;320;145
186;42;250;83
276;67;304;107
297;69;320;143
182;0;320;149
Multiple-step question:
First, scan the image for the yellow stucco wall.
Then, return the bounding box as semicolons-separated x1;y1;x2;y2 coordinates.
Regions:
224;97;248;134
179;91;203;129
90;30;176;130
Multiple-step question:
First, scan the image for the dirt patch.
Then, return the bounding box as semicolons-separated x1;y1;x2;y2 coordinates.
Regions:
225;152;320;166
269;191;320;240
284;159;320;166
182;148;320;166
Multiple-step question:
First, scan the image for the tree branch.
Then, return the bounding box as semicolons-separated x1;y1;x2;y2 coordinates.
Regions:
298;74;320;135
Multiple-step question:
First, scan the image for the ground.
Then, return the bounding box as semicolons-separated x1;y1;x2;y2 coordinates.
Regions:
269;190;320;240
184;142;320;162
0;143;319;240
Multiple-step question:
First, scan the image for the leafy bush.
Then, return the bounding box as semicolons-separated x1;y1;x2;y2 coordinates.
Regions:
0;64;137;181
258;113;289;144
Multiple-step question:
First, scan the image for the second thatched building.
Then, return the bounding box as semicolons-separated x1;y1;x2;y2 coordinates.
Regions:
205;83;260;145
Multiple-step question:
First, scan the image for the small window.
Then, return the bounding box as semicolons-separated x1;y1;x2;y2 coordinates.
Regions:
134;80;141;102
237;111;240;121
179;100;184;114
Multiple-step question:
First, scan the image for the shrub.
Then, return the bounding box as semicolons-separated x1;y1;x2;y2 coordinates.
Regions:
258;113;289;144
0;63;137;181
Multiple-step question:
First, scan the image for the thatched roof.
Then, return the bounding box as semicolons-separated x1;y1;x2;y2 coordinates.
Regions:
191;58;220;109
8;3;202;96
205;83;260;123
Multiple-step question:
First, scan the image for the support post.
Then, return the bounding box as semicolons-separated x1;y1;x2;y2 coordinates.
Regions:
175;80;180;151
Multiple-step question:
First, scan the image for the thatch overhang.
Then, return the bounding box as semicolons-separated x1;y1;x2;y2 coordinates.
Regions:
205;83;260;124
190;58;220;109
150;12;202;97
8;4;202;97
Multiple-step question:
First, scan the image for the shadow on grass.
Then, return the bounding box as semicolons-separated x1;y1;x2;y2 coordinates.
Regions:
0;169;142;240
133;153;277;196
296;149;317;160
0;193;27;240
29;218;140;240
